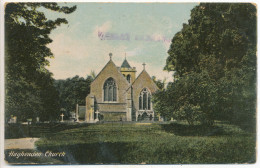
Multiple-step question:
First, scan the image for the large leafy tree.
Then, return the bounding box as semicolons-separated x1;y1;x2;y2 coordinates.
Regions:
5;3;76;122
54;75;93;118
155;3;256;127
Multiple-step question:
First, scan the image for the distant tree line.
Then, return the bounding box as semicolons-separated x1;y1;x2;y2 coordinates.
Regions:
54;75;94;119
153;3;256;129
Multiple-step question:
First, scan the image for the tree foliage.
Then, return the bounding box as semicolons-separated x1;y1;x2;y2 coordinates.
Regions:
151;76;166;90
54;75;93;118
154;3;256;127
5;3;76;122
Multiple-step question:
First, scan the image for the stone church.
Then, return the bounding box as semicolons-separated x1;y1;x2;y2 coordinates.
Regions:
85;53;158;122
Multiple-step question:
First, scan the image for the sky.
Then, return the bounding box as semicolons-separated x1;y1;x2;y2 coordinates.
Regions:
45;3;198;82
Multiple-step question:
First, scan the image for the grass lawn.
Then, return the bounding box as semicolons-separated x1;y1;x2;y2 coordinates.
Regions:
34;122;256;164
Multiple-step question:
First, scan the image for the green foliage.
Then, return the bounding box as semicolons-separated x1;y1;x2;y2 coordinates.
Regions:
154;71;218;125
54;75;93;118
33;123;255;164
177;104;202;125
152;89;173;119
151;76;166;90
5;3;76;122
5;123;90;139
155;3;256;127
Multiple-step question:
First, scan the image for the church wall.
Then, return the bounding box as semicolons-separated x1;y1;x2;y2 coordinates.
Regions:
85;94;94;121
98;103;126;112
126;88;132;121
101;112;126;121
90;61;130;104
132;70;159;121
86;60;131;122
85;58;158;122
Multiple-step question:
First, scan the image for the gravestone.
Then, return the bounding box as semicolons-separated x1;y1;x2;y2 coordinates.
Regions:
95;110;100;122
60;113;64;122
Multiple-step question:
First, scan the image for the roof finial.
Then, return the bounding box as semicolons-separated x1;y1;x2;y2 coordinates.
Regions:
125;52;127;60
142;63;146;70
109;53;112;60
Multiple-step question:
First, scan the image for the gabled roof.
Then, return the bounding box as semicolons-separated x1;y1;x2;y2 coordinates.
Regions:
92;60;114;82
121;59;132;68
126;69;159;92
91;59;129;86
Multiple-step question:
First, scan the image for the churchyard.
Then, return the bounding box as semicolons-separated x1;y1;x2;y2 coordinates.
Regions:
4;2;257;166
5;121;256;164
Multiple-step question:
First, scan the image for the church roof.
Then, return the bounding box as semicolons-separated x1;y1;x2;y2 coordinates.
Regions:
121;59;132;68
129;69;159;92
92;59;130;87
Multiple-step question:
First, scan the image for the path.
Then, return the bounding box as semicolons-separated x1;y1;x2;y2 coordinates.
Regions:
5;138;65;164
5;138;39;150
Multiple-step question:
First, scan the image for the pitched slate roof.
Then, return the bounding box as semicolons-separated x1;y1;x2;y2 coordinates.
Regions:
121;59;132;68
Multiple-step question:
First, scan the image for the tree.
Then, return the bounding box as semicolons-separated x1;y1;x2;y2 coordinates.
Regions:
156;3;256;127
5;3;76;122
90;70;96;80
154;71;217;125
151;76;166;90
54;75;93;118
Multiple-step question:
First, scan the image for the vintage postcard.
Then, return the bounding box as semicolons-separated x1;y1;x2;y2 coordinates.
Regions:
1;0;258;167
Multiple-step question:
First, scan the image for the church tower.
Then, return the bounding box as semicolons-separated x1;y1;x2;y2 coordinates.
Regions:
120;56;136;84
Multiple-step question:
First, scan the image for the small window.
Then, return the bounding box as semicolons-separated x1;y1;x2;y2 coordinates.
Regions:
126;74;131;83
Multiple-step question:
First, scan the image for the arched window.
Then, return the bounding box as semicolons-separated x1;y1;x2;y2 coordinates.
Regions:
126;74;131;83
103;78;117;102
139;88;151;110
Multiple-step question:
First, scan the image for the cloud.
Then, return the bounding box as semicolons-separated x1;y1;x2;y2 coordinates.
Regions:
125;47;143;57
47;19;173;82
93;21;112;36
47;21;131;79
151;32;171;49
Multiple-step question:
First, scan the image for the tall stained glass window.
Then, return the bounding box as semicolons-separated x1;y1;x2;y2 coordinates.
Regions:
103;78;117;102
139;88;151;110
